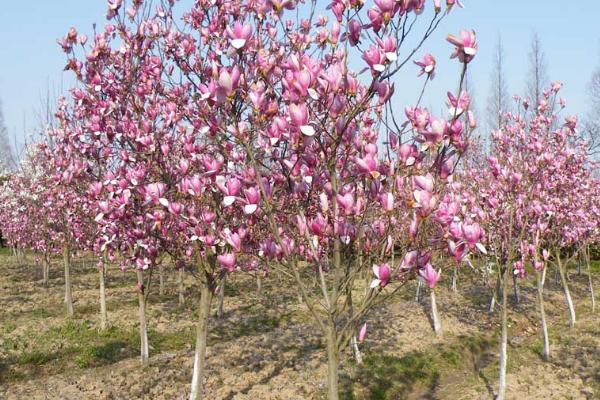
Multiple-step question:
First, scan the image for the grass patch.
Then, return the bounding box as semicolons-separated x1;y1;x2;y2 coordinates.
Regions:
589;260;600;273
343;332;497;399
0;320;143;381
352;351;445;399
16;350;57;366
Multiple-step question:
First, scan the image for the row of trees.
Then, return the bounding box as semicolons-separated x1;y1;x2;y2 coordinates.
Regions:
486;32;600;159
0;1;598;399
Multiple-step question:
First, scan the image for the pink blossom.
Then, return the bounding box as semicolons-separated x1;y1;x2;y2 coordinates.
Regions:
414;53;436;78
447;29;478;63
419;263;441;289
217;253;236;272
371;263;391;288
227;21;252;49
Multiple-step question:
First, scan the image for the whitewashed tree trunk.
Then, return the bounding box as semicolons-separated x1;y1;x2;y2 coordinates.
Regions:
189;281;213;400
63;245;74;316
536;270;550;361
178;267;185;306
430;288;441;334
586;246;595;313
497;266;509;400
99;266;108;330
216;275;225;319
136;270;149;366
159;263;165;296
556;250;576;328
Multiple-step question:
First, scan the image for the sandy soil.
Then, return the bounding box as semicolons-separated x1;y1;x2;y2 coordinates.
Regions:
0;254;598;399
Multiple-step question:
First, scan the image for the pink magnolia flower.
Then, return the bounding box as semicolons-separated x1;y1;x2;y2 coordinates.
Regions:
419;263;441;289
380;192;394;212
362;45;386;73
167;202;183;215
513;260;526;278
542;249;550;261
413;189;437;216
447;91;470;116
348;19;362;46
533;261;544;271
227;21;252;49
216;176;242;206
400;250;418;270
218;66;240;95
309;213;328;237
448;240;467;262
447;29;477;64
222;229;242;252
243;187;260;214
414;53;436;78
367;7;383;33
461;222;487;254
217;253;236;272
421;118;446;147
413;174;435;192
355;154;380;179
371;263;391;288
398;143;417;166
144;182;167;205
289;103;315;136
336;193;355;214
358;322;367;343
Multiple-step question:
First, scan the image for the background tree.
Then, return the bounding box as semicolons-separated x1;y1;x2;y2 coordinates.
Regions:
486;35;509;132
582;52;600;157
525;33;549;107
0;98;16;170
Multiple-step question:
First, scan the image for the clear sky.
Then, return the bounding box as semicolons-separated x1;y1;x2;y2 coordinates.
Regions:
1;0;600;155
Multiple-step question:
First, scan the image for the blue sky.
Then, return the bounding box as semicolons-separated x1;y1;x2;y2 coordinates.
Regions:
1;1;599;155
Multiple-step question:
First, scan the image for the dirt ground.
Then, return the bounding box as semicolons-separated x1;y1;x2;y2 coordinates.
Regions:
0;252;598;399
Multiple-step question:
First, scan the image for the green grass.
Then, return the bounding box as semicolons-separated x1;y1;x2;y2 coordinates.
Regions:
16;350;57;366
589;260;600;273
340;331;500;400
1;320;139;381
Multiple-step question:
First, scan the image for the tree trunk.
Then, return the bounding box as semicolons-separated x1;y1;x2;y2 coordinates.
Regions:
216;275;225;319
415;279;422;303
136;270;149;366
99;266;108;330
512;273;520;304
326;324;340;400
586;246;595;313
351;335;363;365
256;273;262;295
451;266;458;292
159;264;165;296
489;273;501;314
497;266;509;400
42;254;49;289
430;288;441;334
345;283;362;365
178;267;185;306
536;270;550;361
63;246;74;316
556;250;576;327
189;281;213;400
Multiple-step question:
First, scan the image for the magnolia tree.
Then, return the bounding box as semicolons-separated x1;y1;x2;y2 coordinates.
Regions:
0;149;60;282
159;0;484;398
0;144;92;315
461;85;597;400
